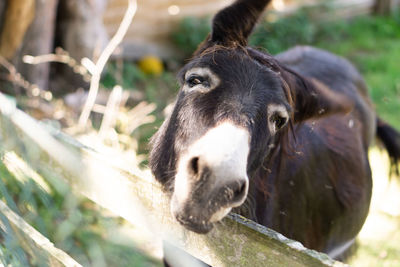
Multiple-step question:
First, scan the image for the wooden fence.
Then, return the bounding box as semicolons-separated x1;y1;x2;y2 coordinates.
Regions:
0;200;82;267
0;92;347;266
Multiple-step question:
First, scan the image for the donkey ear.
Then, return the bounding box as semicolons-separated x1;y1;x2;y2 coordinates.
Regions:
284;69;354;122
211;0;271;46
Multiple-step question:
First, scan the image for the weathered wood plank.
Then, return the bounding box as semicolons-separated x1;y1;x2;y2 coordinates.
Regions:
0;200;82;267
0;92;347;267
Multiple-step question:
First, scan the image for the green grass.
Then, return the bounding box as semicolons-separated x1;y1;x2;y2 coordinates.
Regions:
313;15;400;129
250;11;400;129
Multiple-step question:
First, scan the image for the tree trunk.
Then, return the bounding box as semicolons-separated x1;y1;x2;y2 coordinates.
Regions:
50;0;108;95
0;1;7;32
0;0;35;60
15;0;59;92
56;0;108;62
0;0;108;96
373;0;393;15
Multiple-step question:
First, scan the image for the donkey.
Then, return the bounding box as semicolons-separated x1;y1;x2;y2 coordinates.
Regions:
149;0;400;260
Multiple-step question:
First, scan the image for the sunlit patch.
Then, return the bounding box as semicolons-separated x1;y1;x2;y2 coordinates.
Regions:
349;148;400;265
272;0;285;11
168;5;180;16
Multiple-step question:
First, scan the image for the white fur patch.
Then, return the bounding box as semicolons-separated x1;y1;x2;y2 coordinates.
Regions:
183;67;220;93
267;104;289;134
173;122;250;207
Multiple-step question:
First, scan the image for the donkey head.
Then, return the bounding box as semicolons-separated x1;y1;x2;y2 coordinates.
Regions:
149;0;351;233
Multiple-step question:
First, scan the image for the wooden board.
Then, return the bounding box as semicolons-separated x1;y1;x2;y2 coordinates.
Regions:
0;200;82;267
0;92;347;267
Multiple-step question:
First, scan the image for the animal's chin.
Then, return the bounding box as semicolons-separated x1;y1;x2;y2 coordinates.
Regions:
176;216;214;234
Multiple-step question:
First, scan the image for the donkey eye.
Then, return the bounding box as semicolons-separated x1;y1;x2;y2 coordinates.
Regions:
270;114;287;130
186;76;207;88
267;104;289;134
183;68;218;92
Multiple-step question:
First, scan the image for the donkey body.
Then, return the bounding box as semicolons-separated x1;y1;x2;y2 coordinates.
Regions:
150;0;400;261
250;46;375;257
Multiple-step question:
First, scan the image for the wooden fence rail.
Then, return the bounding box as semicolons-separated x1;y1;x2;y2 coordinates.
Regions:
0;92;347;267
0;200;82;267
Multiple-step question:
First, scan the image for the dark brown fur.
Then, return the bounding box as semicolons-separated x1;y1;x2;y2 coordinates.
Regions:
149;0;400;263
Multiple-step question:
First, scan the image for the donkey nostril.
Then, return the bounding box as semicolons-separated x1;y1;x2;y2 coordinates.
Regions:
231;180;247;203
234;182;246;197
189;157;199;175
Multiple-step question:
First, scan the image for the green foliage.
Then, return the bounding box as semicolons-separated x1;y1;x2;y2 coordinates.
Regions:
171;16;211;57
0;151;161;266
313;13;400;129
102;61;178;107
101;60;180;161
102;61;147;90
250;10;317;54
170;6;327;56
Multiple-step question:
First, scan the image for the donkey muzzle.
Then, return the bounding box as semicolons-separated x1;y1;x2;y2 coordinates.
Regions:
171;122;250;233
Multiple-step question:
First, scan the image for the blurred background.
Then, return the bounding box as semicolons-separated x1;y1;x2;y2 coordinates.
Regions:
0;0;399;266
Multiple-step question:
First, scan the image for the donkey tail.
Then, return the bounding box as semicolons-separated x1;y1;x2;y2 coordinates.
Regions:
376;117;400;176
